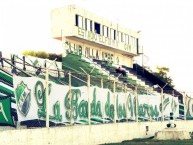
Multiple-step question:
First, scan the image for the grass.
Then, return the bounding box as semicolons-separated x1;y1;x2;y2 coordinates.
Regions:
102;138;193;145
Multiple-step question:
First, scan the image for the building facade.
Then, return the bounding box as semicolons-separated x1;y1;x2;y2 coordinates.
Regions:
51;5;141;67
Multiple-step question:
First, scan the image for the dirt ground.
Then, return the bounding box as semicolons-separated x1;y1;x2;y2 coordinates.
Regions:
102;138;193;145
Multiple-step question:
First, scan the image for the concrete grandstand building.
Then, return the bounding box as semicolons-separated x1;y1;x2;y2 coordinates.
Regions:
51;5;140;68
51;5;182;100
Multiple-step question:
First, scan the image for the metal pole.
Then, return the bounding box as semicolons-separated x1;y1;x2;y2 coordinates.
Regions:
101;78;103;89
135;86;138;122
45;59;57;128
161;89;164;122
113;80;116;123
45;66;49;128
23;56;26;71
124;84;128;122
87;74;91;125
69;72;72;125
0;51;3;67
142;46;144;77
148;87;152;122
183;92;186;121
154;84;167;122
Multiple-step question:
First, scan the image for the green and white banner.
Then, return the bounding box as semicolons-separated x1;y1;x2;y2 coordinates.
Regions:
185;96;193;120
0;96;15;126
13;76;179;124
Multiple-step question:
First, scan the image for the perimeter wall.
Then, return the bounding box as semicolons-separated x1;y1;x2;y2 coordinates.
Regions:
0;120;193;145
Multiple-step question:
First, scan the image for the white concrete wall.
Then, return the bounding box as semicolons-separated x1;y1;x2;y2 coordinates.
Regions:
0;120;193;145
51;5;139;66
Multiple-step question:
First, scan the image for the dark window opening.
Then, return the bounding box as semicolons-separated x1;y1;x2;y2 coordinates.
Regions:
90;23;92;31
114;30;116;40
96;50;99;59
136;38;139;54
85;19;87;30
94;22;100;34
75;14;78;26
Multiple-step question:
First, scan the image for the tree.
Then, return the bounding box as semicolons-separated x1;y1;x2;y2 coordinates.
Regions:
22;50;62;62
49;53;62;62
22;50;37;57
152;66;174;87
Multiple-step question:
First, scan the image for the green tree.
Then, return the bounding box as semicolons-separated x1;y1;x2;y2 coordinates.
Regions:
49;53;62;62
22;50;37;57
22;50;62;62
36;51;49;59
23;50;49;59
153;66;174;87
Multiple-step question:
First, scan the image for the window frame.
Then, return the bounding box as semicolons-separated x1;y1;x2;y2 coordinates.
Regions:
110;28;116;40
85;18;92;31
94;22;101;34
75;14;83;28
103;25;109;37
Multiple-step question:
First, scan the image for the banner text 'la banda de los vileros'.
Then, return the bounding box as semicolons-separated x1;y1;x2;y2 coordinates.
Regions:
12;76;180;125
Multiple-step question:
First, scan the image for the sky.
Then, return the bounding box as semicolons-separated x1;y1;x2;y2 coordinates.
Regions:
1;0;193;94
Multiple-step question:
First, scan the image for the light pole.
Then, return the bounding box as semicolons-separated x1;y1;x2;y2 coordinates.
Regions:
153;83;168;122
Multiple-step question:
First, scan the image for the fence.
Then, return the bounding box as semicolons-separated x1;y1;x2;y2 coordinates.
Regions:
0;52;191;130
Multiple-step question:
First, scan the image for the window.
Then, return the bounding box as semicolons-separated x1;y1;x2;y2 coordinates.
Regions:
136;38;139;53
75;14;83;28
128;35;130;44
122;33;125;42
118;31;122;42
96;50;99;59
134;37;136;46
75;15;78;26
130;36;136;46
70;43;75;53
77;45;82;55
103;26;108;37
125;34;129;44
111;29;116;40
85;19;92;31
85;47;90;57
94;22;101;34
92;49;94;58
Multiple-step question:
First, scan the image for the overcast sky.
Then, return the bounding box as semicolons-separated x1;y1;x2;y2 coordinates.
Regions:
1;0;193;94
